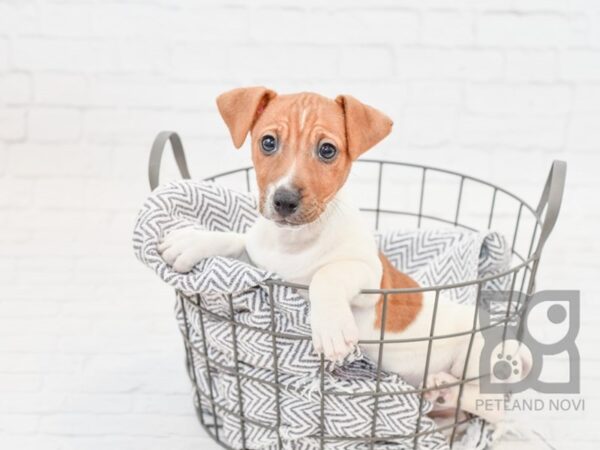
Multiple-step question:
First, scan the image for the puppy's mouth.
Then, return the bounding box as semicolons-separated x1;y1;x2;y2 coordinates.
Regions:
272;215;309;227
273;218;301;227
260;197;325;227
263;209;314;227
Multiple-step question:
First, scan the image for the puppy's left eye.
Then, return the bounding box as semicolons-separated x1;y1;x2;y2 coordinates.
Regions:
318;143;337;161
261;135;277;154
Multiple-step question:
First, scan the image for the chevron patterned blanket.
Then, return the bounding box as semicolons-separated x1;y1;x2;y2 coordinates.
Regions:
133;180;510;450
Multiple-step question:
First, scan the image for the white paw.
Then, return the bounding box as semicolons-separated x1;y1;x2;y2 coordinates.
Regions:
310;303;358;363
157;227;211;273
424;372;460;408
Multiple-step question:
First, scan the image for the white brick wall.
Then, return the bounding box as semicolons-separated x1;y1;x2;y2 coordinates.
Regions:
1;1;599;449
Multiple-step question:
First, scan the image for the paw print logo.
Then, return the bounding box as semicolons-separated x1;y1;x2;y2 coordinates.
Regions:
479;290;579;394
486;339;532;388
493;353;520;381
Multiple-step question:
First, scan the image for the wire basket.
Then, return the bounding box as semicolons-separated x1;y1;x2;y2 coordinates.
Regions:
148;131;566;449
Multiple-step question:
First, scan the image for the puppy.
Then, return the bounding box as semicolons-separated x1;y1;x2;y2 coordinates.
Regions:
158;87;529;425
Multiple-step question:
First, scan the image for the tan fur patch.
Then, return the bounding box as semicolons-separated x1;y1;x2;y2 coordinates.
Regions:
375;253;423;333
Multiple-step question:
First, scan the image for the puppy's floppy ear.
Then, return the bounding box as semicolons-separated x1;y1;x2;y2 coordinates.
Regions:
335;95;393;160
217;86;277;149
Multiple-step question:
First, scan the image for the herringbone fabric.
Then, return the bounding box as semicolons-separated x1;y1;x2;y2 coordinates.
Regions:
133;180;510;450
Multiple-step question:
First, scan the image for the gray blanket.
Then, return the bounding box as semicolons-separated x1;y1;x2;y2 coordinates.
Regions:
133;180;511;449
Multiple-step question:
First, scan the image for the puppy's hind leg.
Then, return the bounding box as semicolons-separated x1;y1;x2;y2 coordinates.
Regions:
424;372;461;411
445;334;508;424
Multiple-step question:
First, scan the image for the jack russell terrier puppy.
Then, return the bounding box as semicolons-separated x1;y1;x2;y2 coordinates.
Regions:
158;87;530;425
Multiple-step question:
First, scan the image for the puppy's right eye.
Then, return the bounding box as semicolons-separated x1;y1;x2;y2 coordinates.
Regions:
261;135;277;154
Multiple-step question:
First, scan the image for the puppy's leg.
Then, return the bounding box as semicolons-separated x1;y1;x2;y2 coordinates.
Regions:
459;338;532;423
444;335;522;424
309;261;379;362
158;226;246;273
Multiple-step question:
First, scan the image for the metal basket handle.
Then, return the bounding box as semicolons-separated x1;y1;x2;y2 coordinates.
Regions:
148;131;191;191
533;160;567;257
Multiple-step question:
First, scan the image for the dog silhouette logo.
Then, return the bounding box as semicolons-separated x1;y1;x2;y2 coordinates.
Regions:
479;290;580;394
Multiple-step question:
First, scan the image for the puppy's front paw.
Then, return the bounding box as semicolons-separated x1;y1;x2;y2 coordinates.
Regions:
157;227;211;273
310;304;358;363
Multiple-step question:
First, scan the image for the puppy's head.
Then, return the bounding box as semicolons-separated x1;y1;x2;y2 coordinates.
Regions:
217;87;392;226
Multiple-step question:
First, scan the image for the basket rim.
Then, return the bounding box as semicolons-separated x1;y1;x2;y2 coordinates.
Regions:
205;158;541;220
263;257;534;294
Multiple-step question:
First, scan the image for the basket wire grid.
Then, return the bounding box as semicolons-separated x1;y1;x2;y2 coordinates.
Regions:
148;131;566;450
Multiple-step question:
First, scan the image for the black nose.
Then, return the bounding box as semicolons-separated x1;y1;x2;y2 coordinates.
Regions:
273;188;300;217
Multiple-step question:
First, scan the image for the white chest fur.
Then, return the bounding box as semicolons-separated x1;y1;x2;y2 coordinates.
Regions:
245;193;381;287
